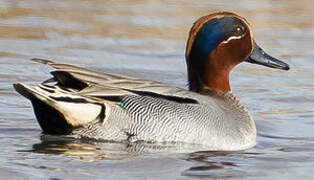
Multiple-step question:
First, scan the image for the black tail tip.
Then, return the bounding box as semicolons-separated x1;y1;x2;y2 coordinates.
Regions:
13;83;32;100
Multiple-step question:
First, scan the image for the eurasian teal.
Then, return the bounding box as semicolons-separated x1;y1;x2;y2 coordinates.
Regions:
14;12;289;151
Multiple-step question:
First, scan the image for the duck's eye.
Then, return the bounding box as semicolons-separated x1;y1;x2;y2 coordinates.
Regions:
233;25;245;36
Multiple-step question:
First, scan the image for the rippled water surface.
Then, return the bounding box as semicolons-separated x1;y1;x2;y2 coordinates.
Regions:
1;0;314;179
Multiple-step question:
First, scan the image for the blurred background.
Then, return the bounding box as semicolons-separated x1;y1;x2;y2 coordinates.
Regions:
1;0;314;179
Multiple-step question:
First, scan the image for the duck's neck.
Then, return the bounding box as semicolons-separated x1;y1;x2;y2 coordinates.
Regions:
187;61;232;93
203;67;231;92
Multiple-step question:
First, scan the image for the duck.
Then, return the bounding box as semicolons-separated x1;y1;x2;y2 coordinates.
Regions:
13;12;289;151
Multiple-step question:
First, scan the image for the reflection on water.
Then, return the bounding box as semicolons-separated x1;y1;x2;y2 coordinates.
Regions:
1;0;314;179
30;136;134;161
30;135;210;159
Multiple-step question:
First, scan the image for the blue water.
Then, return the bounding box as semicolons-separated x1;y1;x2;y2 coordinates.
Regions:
1;0;314;179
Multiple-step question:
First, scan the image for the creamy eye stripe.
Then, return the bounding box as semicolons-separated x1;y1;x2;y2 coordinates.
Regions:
221;34;244;44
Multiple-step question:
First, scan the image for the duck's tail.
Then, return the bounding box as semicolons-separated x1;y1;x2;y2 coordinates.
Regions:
13;83;105;135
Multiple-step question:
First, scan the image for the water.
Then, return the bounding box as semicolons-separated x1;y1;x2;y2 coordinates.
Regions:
1;0;314;179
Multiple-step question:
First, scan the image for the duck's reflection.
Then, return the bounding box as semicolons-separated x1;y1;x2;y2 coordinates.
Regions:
32;134;242;176
31;134;216;159
32;135;136;160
